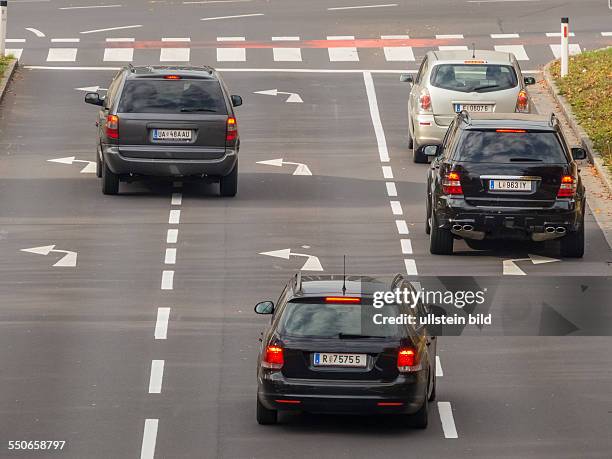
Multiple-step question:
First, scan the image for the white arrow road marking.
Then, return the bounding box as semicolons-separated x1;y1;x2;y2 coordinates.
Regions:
259;248;323;271
48;156;96;174
21;245;78;267
25;27;45;38
503;254;561;275
253;89;303;103
256;158;312;176
75;86;107;92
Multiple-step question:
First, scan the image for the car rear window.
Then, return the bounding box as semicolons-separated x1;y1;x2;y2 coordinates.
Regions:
118;79;227;114
456;130;568;163
430;64;518;93
278;302;404;339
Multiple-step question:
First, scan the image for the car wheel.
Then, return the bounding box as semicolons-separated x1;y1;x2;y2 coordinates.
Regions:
256;398;278;425
428;369;436;402
560;214;585;258
425;193;432;235
429;212;453;255
412;140;428;164
220;162;238;197
101;159;119;195
96;147;102;178
407;116;414;150
410;384;429;429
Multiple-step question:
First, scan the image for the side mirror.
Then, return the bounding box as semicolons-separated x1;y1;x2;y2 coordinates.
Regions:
231;95;243;107
571;147;587;160
399;74;414;83
524;76;536;86
423;145;440;157
84;92;104;106
255;301;274;315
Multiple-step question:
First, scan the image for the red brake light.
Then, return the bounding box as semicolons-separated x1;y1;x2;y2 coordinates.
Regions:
106;115;119;139
164;75;181;80
419;93;432;111
516;89;529;113
226;117;238;143
496;129;526;133
557;175;577;197
262;345;284;370
325;297;361;303
443;171;463;195
397;348;419;372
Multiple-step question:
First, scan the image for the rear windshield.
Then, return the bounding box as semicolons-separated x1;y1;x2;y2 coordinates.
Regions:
456;131;568;163
278;302;404;339
118;79;227;114
430;64;518;93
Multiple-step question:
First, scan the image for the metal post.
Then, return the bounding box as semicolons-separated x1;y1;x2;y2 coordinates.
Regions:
561;17;569;77
0;1;6;58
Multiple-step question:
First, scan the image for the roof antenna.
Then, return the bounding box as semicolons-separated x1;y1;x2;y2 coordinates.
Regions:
471;43;476;59
342;255;347;296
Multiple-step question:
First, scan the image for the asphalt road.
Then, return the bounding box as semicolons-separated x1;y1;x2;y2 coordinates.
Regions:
1;1;612;458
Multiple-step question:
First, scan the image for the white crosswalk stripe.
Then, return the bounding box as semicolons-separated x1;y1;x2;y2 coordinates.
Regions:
271;36;302;62
47;48;78;62
549;43;582;58
5;49;23;59
494;44;529;60
436;34;464;39
327;35;359;61
104;38;135;62
160;38;191;62
217;36;246;62
381;35;414;61
491;33;520;39
546;32;575;37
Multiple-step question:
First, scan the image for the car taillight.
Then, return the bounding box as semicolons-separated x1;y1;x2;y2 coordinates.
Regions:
442;171;463;195
262;345;284;370
516;89;529;113
397;347;420;373
419;89;432;113
557;175;577;197
226;117;238;143
325;297;361;304
106;115;119;139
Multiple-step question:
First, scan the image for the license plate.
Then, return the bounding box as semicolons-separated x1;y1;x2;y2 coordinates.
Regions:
489;179;531;191
152;129;192;141
454;104;494;113
313;353;367;368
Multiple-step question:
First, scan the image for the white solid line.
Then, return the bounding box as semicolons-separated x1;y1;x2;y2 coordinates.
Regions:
328;3;397;10
201;13;263;20
438;402;458;438
602;32;612;37
171;193;182;205
404;259;418;275
327;35;359;61
161;38;190;62
161;271;174;290
51;38;80;43
169;209;181;225
272;36;302;62
60;4;122;9
385;182;397;197
439;45;468;51
549;44;582;59
47;48;78;62
5;49;23;59
436;34;464;39
7;39;26;43
381;35;414;61
381;166;393;179
166;229;179;244
106;37;135;42
363;72;390;162
155;307;171;340
140;419;159;459
400;239;413;254
80;24;142;34
490;33;520;38
436;355;444;377
25;27;45;37
148;360;165;394
395;220;409;235
164;248;177;265
546;32;575;37
390;201;403;215
494;44;529;61
217;36;246;62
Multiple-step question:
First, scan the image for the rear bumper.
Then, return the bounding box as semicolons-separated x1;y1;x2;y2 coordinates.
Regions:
102;145;237;177
258;370;427;415
412;114;449;146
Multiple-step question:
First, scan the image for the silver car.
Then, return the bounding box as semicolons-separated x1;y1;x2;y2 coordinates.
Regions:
401;50;536;163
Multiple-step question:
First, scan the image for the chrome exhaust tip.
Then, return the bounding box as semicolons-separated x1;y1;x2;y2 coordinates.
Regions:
556;226;566;234
452;224;463;231
545;226;556;233
462;224;474;231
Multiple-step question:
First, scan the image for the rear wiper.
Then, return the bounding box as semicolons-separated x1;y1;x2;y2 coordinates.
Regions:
338;333;379;339
509;157;543;162
471;84;500;92
180;107;217;112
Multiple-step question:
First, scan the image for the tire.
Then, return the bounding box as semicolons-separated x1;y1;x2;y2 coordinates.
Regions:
429;212;453;255
101;159;119;195
256;398;278;425
412;140;428;164
407;116;414;150
560;214;585;258
425;194;432;235
428;370;436;402
96;147;102;178
220;162;238;197
410;384;429;429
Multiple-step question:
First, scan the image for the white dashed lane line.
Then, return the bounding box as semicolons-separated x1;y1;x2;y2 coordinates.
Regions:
171;192;182;206
436;355;444;377
164;248;177;265
140;419;159;459
166;229;178;244
161;270;174;290
395;220;409;235
389;200;403;216
148;360;165;394
168;209;181;225
400;239;413;254
381;165;393;179
385;182;397;197
155;308;170;340
438;402;459;438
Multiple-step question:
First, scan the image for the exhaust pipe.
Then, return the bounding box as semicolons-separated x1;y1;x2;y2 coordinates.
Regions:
450;223;485;240
556;227;566;234
545;226;556;233
532;226;565;241
462;224;474;231
452;224;463;231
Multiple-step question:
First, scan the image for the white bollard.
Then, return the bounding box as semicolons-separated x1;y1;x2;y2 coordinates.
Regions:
561;17;569;77
0;1;6;58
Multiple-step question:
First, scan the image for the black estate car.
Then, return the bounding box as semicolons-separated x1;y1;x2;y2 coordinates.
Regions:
85;65;242;196
254;274;437;428
424;112;587;257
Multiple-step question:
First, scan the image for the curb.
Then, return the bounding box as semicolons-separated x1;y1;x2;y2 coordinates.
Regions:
542;58;612;195
0;58;18;104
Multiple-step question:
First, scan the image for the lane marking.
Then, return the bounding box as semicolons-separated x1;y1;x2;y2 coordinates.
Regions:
7;39;27;43
400;239;413;254
381;34;414;61
5;49;23;59
272;36;302;62
404;259;418;275
217;36;246;62
148;360;165;394
171;193;182;206
155;307;170;339
390;200;403;215
395;220;409;235
385;182;397;197
81;24;142;34
161;38;190;62
381;166;393;179
161;270;174;290
546;31;575;37
166;229;178;244
164;248;177;265
549;43;582;59
491;33;520;38
47;48;78;62
436;34;464;39
104;38;135;61
201;13;264;20
363;72;390;162
438;402;459;438
25;27;45;37
328;3;397;10
494;44;529;60
327;35;359;61
602;32;612;37
140;419;158;459
169;209;181;225
436;355;443;377
60;4;122;9
51;38;80;43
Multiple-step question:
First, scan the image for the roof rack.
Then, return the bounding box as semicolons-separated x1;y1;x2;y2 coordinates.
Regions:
295;271;303;294
458;110;472;125
549;112;558;127
389;273;405;290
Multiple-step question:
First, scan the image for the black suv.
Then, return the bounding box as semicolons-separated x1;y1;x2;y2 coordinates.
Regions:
84;65;242;196
425;112;587;257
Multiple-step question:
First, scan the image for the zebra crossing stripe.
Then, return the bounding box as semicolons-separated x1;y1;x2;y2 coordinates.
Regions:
161;38;191;62
217;37;246;62
47;48;78;62
327;35;359;61
104;38;135;62
271;36;302;62
549;44;582;59
494;44;529;61
381;35;414;61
